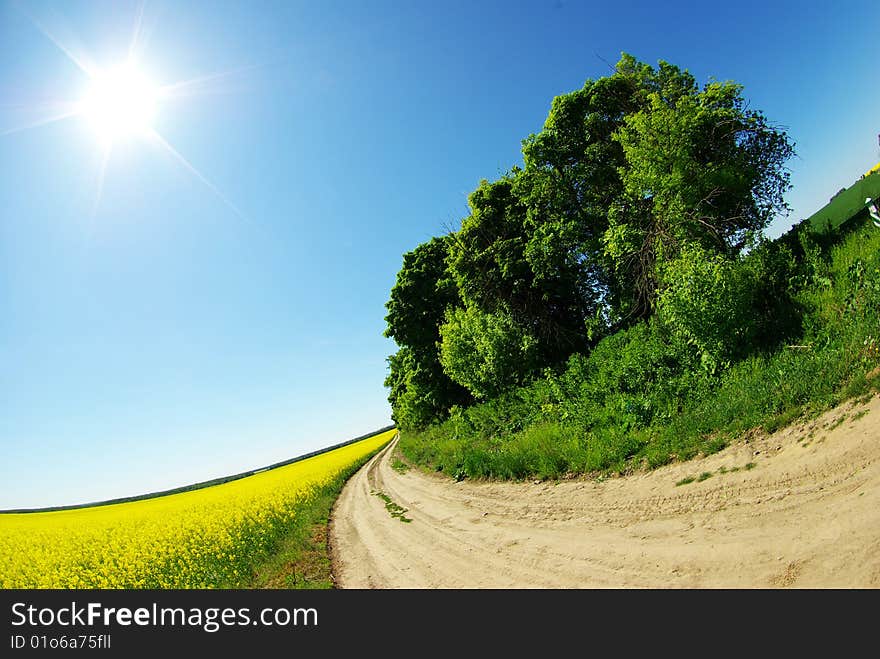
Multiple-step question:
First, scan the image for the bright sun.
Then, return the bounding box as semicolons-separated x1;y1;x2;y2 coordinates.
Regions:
79;63;160;142
6;5;247;221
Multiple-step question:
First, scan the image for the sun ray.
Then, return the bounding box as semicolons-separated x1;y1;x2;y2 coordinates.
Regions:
128;0;147;62
148;129;248;222
90;143;113;224
126;0;160;66
0;106;81;137
4;1;254;231
18;4;98;78
159;63;263;100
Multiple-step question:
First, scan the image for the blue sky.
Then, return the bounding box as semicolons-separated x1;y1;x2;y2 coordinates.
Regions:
1;0;878;508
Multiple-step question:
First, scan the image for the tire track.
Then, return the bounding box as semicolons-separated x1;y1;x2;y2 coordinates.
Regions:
330;395;880;588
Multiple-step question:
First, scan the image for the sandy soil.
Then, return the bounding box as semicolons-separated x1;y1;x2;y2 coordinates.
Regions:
330;394;880;588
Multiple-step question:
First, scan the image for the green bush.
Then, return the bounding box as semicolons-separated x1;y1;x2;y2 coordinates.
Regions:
657;244;760;373
439;306;541;400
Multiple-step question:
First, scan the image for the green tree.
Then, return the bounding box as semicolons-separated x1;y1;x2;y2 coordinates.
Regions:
518;53;703;329
448;173;593;365
438;305;541;400
384;347;467;430
384;236;470;428
609;71;794;318
384;52;794;425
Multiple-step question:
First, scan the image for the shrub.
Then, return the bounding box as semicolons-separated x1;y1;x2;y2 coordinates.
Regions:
657;244;760;373
439;306;541;399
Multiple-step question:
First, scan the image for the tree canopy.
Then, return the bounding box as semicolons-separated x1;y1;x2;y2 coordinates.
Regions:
384;236;471;427
384;53;793;429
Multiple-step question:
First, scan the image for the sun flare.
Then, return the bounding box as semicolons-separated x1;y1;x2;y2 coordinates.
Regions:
5;5;249;221
78;63;160;142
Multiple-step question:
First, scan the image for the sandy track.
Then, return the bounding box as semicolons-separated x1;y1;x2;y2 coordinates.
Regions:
330;394;880;588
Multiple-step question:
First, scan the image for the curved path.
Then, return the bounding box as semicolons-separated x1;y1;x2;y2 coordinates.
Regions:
330;395;880;588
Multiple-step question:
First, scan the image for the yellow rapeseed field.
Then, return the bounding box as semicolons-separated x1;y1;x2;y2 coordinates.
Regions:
0;430;394;588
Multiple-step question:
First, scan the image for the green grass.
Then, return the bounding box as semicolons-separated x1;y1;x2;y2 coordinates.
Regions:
762;406;803;434
398;221;880;483
391;458;411;474
372;491;412;523
825;416;846;431
676;461;757;485
245;449;383;589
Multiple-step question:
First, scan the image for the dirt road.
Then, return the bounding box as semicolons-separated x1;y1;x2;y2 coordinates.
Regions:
330;394;880;588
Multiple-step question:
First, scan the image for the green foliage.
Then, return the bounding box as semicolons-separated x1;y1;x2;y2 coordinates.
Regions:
449;173;593;364
385;51;798;449
741;236;805;348
558;319;701;430
398;222;880;482
438;306;541;400
762;406;803;434
384;237;471;429
518;65;642;330
384;235;458;352
657;244;760;373
390;458;410;474
384;346;470;431
372;491;412;523
398;421;640;482
607;69;793;318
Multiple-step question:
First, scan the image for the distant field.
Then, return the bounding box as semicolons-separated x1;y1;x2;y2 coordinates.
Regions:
807;170;880;233
0;429;395;588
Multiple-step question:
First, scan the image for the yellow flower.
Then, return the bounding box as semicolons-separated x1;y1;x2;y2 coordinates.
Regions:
0;430;393;588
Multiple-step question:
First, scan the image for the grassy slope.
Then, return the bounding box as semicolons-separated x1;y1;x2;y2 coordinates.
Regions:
399;221;880;481
238;444;388;589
